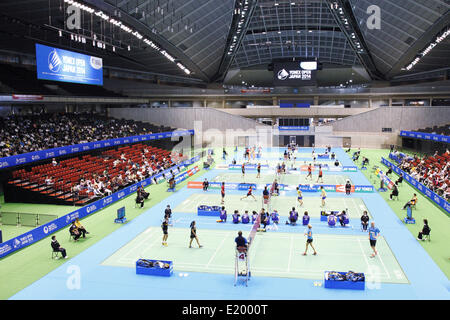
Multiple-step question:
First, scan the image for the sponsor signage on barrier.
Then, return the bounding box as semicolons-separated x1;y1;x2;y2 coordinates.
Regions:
299;165;329;172
0;155;201;259
381;158;450;215
374;167;395;190
0;130;194;170
174;166;199;184
400;131;449;144
237;183;257;191
228;164;270;170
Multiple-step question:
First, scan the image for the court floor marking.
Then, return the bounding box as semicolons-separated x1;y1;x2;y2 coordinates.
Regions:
111;260;391;279
206;232;230;268
113;257;391;278
357;237;371;271
287;234;294;272
101;225;403;281
376;240;391;279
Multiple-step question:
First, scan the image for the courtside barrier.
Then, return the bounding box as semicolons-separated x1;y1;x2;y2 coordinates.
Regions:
400;130;449;144
0;155;201;259
381;157;450;215
0;129;194;170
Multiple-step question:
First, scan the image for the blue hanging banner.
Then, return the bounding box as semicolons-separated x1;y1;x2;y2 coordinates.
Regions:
400;131;449;144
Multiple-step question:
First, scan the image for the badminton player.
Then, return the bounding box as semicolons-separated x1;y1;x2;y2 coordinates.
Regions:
241;185;257;201
297;186;303;206
221;182;225;204
306;164;313;181
256;163;261;179
316;165;324;183
161;217;169;246
368;222;380;258
303;224;317;256
189;221;203;248
320;186;327;207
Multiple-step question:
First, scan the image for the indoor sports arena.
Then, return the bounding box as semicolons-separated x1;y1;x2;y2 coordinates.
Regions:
0;0;449;307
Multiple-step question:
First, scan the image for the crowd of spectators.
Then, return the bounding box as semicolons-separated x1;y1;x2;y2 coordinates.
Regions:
0;112;169;158
392;149;450;201
70;147;184;201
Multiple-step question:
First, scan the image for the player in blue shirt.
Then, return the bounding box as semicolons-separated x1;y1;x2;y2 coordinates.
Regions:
241;211;250;224
368;222;380;258
302;224;317;256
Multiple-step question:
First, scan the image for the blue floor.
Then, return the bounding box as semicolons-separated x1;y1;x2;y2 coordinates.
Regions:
10;148;450;300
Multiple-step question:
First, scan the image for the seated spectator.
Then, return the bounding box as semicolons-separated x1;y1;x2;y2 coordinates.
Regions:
417;219;431;241
403;193;418;209
74;218;89;238
219;207;227;222
302;211;310;226
51;236;68;259
69;221;81;241
286;207;298;225
390;184;399;200
327;213;337;226
251;211;258;223
395;174;404;186
232;210;240;224
260;209;269;229
242;211;250;224
136;192;145;208
270;210;280;224
137;186;149;200
338;210;348;227
386;166;393;176
361;211;369;231
168;177;176;190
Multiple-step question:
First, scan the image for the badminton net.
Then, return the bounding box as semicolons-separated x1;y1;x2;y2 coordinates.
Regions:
248;213;261;246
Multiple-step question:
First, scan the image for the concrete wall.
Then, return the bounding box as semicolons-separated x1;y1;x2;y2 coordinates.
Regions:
108;107;273;148
324;106;450;148
332;107;450;133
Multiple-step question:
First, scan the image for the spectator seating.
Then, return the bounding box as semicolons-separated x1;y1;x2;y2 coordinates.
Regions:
394;150;450;201
6;143;186;206
0;112;174;158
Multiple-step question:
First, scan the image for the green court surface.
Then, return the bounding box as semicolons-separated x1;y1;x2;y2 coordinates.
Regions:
0;203;74;241
0;160;210;300
101;227;407;284
211;172;350;185
351;148;450;280
174;193;371;219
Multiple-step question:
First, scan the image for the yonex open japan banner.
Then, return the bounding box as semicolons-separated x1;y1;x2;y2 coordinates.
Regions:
36;43;103;85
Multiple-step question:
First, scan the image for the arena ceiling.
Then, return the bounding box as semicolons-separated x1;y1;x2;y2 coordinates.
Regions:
0;0;449;84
